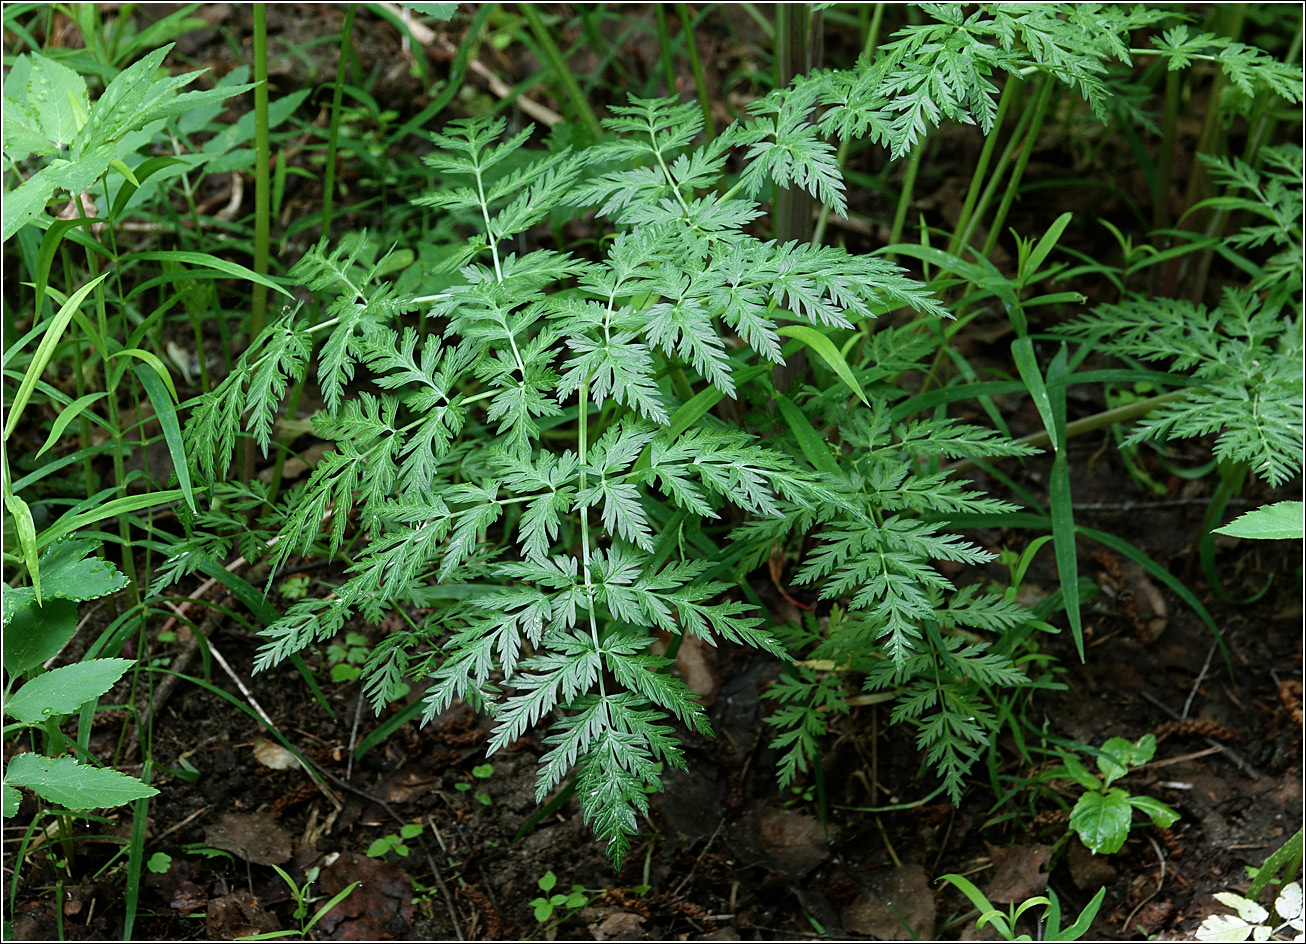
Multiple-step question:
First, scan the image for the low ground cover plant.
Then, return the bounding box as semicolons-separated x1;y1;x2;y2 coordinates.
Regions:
163;3;1303;866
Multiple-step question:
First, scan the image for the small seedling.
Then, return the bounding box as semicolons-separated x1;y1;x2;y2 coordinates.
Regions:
1044;734;1179;854
326;631;371;682
146;852;172;874
236;863;359;940
366;823;423;858
530;871;591;925
941;873;1107;941
278;575;311;600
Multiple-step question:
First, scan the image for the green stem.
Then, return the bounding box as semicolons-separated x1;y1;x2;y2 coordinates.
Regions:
252;4;270;339
59;245;96;499
654;5;677;96
243;3;271;491
812;1;883;246
887;140;924;258
320;3;355;243
946;78;1015;258
953;84;1035;255
576;377;606;697
982;75;1054;260
1153;67;1180;236
678;3;714;143
269;3;356;500
75;192;138;606
520;4;603;140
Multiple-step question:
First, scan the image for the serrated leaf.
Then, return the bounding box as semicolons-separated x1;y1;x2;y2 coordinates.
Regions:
5;658;135;724
4;753;158;810
1214;501;1304;541
1;782;21;817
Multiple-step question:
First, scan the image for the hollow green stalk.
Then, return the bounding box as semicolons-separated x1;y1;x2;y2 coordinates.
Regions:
886;141;924;259
242;3;271;490
74;192;139;605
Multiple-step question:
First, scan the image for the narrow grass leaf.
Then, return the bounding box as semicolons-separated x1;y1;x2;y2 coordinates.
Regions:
4;271;110;439
36;488;185;550
776;325;868;405
132;363;195;512
35;392;107;458
1049;454;1082;660
127;251;292;297
1012;337;1060;453
774;393;840;476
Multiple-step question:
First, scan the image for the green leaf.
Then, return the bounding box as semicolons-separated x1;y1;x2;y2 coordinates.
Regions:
1011;337;1059;452
1069;788;1132;854
35;392;108;458
4;271;111;439
127;251;291;298
5;658;135;724
774;393;840;476
1097;736;1138;787
1022;211;1074;284
1049;453;1082;660
1214;501;1304;541
36;488;186;550
132;363;196;512
2;53;89;158
403;3;458;20
3;784;21;818
365;837;394;857
1127;794;1179;829
538;871;558;893
777;325;868;405
146;852;173;874
5;492;41;604
4;753;159;810
1;598;79;676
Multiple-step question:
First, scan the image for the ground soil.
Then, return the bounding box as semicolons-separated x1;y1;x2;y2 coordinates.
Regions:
4;4;1302;942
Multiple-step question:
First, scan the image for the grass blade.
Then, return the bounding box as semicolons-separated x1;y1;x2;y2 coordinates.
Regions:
777;325;868;405
132;363;196;513
4;271;110;439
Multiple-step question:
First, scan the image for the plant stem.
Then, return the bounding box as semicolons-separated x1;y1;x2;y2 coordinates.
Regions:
269;3;357;503
243;3;271;490
74;192;138;605
575;377;606;698
251;4;270;340
887;141;924;259
520;4;603;140
654;5;676;96
678;3;714;143
812;1;883;246
982;75;1054;260
947;79;1015;258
